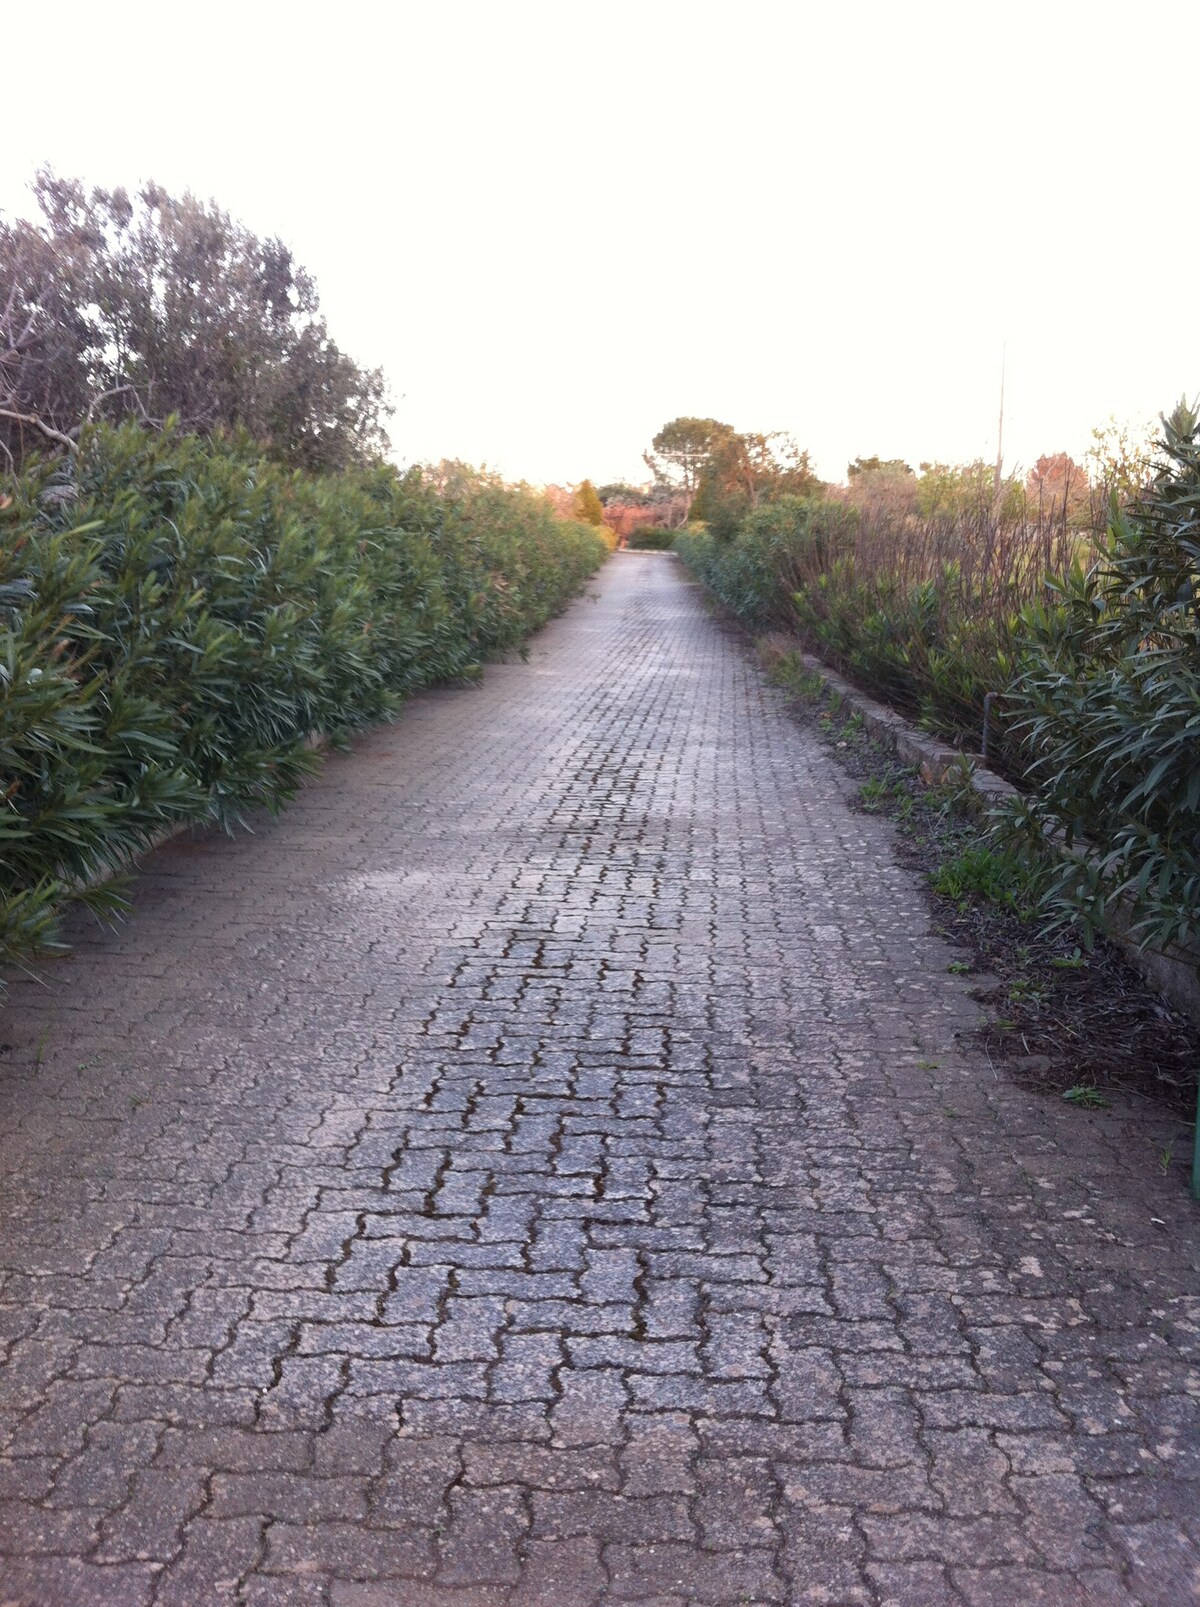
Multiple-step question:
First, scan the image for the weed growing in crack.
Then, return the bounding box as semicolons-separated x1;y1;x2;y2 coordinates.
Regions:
1062;1085;1111;1110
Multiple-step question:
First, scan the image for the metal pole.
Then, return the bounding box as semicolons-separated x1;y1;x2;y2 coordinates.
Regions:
995;343;1006;507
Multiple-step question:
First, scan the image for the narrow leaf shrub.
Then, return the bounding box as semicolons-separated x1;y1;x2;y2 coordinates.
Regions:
0;425;606;975
998;402;1200;954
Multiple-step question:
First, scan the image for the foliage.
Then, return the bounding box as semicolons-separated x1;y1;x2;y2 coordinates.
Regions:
1087;415;1157;507
912;460;1027;522
0;425;607;978
844;461;920;518
1061;1085;1110;1109
677;499;848;624
1025;453;1092;526
692;430;819;538
625;525;676;551
848;456;914;478
573;479;605;526
676;473;1088;771
642;417;816;533
0;170;388;473
596;482;650;506
643;418;730;503
930;844;1033;914
998;400;1200;956
602;500;664;545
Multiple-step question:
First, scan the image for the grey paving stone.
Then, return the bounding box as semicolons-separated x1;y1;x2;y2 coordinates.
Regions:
0;552;1197;1604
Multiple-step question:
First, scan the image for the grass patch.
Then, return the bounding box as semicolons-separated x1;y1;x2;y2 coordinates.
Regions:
930;844;1034;915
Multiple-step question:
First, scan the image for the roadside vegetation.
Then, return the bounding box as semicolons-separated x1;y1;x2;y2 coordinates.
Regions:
0;176;608;980
669;407;1200;1015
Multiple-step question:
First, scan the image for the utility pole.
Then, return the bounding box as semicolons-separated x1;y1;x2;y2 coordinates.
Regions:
994;342;1006;512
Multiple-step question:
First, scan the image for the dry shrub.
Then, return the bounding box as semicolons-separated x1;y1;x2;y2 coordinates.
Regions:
678;485;1105;775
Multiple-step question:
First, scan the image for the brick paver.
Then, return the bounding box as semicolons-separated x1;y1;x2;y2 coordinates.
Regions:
0;552;1197;1606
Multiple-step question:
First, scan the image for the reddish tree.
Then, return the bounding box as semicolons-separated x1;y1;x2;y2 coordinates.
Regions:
601;501;669;546
1026;453;1091;520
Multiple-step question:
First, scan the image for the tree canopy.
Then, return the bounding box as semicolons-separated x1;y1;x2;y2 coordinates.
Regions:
596;481;651;507
643;417;818;536
0;171;389;473
644;418;732;501
848;455;914;478
1025;453;1092;523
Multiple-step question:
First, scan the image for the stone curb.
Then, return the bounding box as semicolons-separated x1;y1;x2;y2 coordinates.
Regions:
795;650;1019;803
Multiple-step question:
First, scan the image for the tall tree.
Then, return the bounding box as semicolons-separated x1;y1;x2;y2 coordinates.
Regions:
0;171;389;473
644;417;734;509
692;429;819;536
707;430;817;506
643;418;818;533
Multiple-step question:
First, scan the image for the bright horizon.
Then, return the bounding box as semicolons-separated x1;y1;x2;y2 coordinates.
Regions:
3;0;1197;489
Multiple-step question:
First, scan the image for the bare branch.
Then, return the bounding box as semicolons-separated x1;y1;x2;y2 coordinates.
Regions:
0;409;78;454
84;383;146;424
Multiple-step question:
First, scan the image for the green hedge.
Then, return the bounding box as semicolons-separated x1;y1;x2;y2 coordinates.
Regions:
1000;402;1200;957
676;498;1027;771
625;525;676;551
674;504;823;624
0;425;607;973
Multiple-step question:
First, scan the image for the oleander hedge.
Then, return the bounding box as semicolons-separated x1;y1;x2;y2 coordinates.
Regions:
0;424;607;974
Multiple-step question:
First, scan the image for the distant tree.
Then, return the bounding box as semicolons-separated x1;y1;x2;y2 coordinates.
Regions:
645;418;818;535
1087;417;1156;506
693;429;820;537
1025;453;1091;523
848;455;914;478
845;457;918;517
596;481;650;506
0;170;389;473
603;502;667;545
542;485;577;520
915;460;1024;522
644;417;734;514
573;479;604;525
713;430;818;504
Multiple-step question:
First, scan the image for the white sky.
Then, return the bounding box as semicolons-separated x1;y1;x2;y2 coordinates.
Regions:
3;0;1197;487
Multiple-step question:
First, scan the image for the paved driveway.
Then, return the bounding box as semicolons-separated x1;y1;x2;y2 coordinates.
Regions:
0;552;1196;1605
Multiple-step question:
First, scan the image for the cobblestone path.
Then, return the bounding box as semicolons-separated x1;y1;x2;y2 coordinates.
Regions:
0;553;1197;1607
